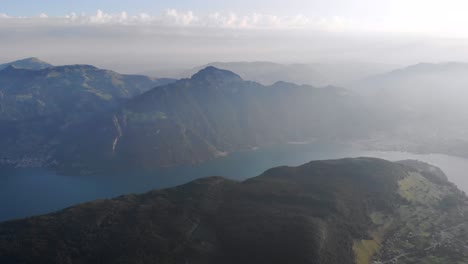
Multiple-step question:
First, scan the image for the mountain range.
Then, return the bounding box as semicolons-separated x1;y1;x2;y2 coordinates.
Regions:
58;66;373;169
1;158;467;264
173;61;398;86
0;58;175;167
0;64;174;121
0;58;377;169
2;58;468;169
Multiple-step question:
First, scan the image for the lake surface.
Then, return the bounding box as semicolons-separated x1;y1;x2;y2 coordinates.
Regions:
1;141;468;222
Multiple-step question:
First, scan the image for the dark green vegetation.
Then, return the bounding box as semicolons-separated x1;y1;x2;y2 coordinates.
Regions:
1;158;467;263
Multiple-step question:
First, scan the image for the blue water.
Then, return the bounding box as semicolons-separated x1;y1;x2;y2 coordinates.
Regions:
1;141;467;222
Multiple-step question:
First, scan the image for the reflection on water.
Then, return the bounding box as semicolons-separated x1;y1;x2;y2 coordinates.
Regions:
1;141;467;222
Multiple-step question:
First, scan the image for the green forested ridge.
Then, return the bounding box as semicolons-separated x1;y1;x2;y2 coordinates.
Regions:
1;158;467;263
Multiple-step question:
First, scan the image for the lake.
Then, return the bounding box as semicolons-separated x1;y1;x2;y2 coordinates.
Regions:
1;141;468;222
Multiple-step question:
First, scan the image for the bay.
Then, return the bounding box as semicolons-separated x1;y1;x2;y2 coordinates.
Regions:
1;141;467;222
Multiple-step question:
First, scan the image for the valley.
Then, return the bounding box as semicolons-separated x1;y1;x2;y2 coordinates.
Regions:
1;57;468;263
3;1;468;262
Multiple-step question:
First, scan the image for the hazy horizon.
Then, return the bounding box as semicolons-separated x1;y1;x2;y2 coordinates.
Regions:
3;1;468;74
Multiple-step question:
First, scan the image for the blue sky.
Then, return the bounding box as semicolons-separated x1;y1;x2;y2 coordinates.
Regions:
0;0;390;17
0;0;156;16
0;0;312;16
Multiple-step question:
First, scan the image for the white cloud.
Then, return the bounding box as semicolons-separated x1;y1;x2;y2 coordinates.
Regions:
162;9;198;26
0;9;350;31
1;8;467;39
1;9;426;35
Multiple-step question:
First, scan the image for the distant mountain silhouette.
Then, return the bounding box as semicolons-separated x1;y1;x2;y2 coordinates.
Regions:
355;62;468;92
180;61;328;86
172;61;398;87
351;61;468;158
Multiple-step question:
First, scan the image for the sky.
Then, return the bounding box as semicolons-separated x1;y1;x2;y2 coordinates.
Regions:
1;0;468;74
2;0;386;16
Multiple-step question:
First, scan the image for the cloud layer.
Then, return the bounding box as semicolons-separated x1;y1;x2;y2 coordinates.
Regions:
1;8;468;75
0;9;351;31
2;8;467;38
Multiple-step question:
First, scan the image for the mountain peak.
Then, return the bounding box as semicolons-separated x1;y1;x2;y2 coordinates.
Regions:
0;57;52;71
22;57;44;63
191;66;242;83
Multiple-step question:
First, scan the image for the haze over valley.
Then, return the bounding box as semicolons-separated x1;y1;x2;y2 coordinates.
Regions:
2;1;468;263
